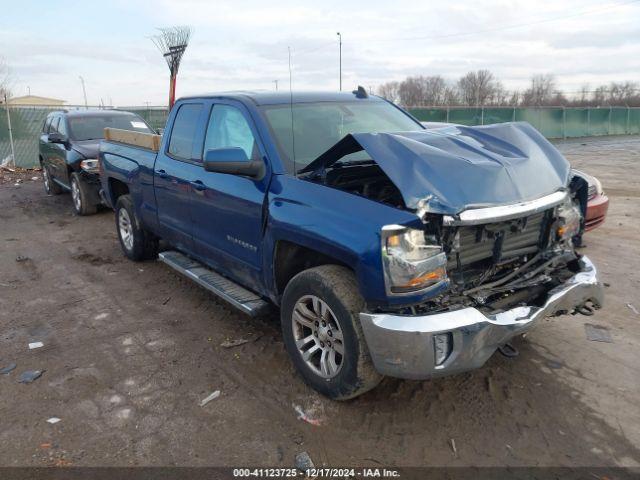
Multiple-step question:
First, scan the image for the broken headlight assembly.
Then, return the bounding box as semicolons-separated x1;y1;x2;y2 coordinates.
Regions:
381;225;447;295
80;159;99;173
556;199;582;243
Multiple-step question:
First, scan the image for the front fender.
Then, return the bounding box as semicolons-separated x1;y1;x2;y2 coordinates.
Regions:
264;175;429;307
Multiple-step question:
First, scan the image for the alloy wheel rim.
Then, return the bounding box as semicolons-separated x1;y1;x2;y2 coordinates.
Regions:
71;180;81;211
292;295;344;379
118;208;134;251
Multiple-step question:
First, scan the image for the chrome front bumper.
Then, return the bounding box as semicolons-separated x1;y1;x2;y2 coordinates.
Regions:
359;255;603;379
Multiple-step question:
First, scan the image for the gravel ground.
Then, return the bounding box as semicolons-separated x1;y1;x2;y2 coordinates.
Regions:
0;136;639;469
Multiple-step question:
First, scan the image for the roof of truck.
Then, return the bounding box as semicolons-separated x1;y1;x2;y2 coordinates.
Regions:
47;109;142;118
179;90;384;106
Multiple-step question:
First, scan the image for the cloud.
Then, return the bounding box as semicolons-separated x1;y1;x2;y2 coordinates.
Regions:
1;0;638;104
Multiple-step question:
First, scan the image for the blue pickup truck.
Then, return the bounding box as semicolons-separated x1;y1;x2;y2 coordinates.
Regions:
100;89;603;399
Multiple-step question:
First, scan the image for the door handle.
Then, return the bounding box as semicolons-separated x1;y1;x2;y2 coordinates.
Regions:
156;169;169;179
190;180;206;191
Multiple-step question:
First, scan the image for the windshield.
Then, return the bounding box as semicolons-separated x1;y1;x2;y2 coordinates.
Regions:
68;114;152;141
261;101;423;173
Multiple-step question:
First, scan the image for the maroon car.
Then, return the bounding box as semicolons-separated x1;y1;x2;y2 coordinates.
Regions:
572;169;609;231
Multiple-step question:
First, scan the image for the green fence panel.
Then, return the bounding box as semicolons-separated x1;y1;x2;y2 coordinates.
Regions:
630;108;640;134
565;108;588;137
408;108;448;122
588;108;610;136
1;105;639;169
610;107;628;135
448;108;482;125
0;105;168;168
0;106;55;168
483;108;515;124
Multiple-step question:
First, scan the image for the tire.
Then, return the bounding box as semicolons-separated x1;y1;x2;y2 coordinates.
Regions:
115;194;158;261
281;265;382;400
42;164;63;195
70;172;98;216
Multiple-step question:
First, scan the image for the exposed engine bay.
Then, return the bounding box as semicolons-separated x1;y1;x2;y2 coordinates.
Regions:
300;123;594;316
303;156;590;316
305;161;406;209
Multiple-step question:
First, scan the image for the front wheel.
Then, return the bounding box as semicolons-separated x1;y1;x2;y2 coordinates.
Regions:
281;265;382;400
70;173;98;216
115;194;158;261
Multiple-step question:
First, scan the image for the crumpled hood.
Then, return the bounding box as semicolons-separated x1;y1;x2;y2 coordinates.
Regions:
302;122;571;214
71;140;100;159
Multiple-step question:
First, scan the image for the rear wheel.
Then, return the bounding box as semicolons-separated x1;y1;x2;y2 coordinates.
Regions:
115;194;158;261
42;165;62;195
70;172;98;216
281;265;382;400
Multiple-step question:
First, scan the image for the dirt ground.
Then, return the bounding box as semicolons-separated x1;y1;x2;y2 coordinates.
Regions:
0;136;639;469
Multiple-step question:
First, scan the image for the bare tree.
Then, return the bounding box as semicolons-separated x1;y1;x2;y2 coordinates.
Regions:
577;84;591;106
394;75;451;106
608;81;639;105
422;76;449;105
522;74;556;106
377;81;400;103
457;70;498;106
150;26;192;109
398;76;427;106
443;85;460;105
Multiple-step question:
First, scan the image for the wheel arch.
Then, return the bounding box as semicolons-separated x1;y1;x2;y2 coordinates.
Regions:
273;240;353;299
107;177;130;207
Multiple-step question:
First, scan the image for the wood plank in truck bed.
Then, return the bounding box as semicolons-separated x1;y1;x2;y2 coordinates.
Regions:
104;128;161;152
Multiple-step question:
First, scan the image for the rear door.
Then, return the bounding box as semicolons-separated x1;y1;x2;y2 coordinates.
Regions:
154;101;204;254
47;116;68;186
55;117;71;186
39;116;53;167
189;101;269;290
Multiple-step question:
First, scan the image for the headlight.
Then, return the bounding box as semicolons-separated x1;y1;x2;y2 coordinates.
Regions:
80;159;99;173
557;200;582;241
382;225;447;295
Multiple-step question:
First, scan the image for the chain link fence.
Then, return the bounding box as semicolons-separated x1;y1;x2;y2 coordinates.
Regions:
0;105;168;168
2;104;640;168
408;106;640;139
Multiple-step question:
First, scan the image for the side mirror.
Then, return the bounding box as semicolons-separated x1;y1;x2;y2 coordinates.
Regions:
48;132;68;145
203;147;264;179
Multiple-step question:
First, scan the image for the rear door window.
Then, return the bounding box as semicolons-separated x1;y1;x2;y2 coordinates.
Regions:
168;103;203;160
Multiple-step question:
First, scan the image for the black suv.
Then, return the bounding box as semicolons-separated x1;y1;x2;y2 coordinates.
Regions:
39;110;154;215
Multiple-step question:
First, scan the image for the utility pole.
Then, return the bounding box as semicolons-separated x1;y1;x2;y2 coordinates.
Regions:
273;80;278;91
79;76;88;109
336;32;342;91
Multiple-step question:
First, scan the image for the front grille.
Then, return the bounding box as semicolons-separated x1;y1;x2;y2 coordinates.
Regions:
447;211;548;270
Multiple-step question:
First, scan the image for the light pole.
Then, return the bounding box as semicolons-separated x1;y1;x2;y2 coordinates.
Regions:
79;76;88;109
336;32;342;91
273;79;279;91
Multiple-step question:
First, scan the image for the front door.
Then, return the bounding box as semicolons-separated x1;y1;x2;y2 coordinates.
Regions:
189;102;269;291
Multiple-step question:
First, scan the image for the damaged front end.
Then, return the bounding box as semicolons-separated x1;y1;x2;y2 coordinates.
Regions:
300;122;604;379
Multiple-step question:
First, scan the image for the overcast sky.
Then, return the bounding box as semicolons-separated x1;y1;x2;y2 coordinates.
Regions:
1;0;639;106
